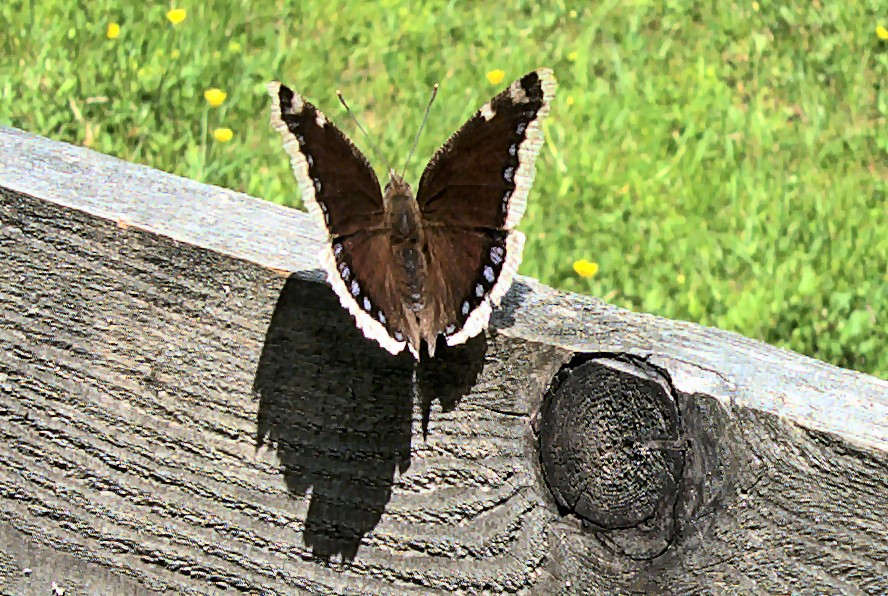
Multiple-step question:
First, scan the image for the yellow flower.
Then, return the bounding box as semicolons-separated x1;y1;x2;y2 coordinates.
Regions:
566;95;575;106
877;26;888;40
204;88;227;107
213;128;234;142
486;69;505;85
567;50;578;62
227;41;242;52
166;8;186;25
106;22;120;39
573;259;599;278
569;10;577;18
171;49;180;59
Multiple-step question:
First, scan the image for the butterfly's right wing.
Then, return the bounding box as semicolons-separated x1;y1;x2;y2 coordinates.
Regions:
413;69;555;349
414;69;555;231
419;227;524;349
269;82;409;355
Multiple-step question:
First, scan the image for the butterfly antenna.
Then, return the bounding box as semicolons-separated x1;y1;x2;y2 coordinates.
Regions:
336;90;395;174
400;83;439;179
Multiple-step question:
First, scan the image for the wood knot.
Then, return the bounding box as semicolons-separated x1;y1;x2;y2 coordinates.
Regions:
536;355;684;559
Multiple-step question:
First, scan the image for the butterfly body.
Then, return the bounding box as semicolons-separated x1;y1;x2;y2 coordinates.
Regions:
269;69;556;359
382;174;432;347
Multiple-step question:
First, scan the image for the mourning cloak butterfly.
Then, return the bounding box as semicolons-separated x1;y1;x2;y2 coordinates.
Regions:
268;69;555;358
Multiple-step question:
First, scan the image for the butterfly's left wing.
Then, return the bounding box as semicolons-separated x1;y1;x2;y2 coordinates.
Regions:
269;82;410;355
268;81;385;238
415;69;555;348
322;231;412;356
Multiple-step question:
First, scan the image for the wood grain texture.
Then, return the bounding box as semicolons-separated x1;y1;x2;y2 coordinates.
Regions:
1;127;887;595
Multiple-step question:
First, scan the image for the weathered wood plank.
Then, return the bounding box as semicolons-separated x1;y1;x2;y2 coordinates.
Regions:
1;127;887;594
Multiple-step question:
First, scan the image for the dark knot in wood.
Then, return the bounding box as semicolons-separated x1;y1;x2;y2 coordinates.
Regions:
537;355;684;559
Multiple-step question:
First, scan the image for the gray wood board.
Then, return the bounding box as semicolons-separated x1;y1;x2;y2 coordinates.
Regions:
1;127;886;594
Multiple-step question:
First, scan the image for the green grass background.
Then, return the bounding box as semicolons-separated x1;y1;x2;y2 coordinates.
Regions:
2;1;885;378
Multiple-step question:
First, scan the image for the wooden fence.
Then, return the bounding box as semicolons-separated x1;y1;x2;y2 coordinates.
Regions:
1;127;886;594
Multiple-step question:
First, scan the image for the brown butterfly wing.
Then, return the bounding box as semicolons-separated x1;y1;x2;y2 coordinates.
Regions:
268;81;384;238
415;69;554;352
415;69;555;231
269;82;409;355
321;231;415;355
420;227;525;351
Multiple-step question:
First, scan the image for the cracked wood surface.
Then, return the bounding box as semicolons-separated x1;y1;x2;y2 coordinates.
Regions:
1;127;886;595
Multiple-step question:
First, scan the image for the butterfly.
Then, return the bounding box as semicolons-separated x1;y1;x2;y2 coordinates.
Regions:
268;68;555;359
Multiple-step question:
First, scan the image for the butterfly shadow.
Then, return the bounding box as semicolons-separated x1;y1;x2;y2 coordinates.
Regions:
254;272;414;562
413;281;531;436
415;334;487;438
253;272;486;561
490;279;532;331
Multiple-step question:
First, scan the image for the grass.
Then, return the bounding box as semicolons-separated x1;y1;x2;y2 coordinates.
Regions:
1;0;885;378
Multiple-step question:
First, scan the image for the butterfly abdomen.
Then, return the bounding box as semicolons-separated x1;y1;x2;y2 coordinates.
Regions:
385;180;428;316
